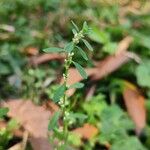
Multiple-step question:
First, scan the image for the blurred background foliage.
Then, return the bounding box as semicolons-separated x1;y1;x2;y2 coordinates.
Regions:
0;0;150;149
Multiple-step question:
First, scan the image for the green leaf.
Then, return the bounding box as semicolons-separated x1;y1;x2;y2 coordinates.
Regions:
88;26;110;44
76;46;88;61
0;108;9;118
100;105;134;143
48;111;60;131
69;82;84;89
71;20;79;32
136;61;150;88
111;137;147;150
53;84;66;103
103;42;117;55
72;29;77;35
0;63;10;75
64;42;74;53
82;39;93;51
69;112;87;120
68;132;82;146
7;119;19;131
82;21;89;33
73;61;87;79
132;31;150;49
43;47;64;53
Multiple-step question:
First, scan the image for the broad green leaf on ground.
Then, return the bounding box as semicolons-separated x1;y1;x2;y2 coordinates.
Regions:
68;132;82;147
53;84;66;103
69;82;84;89
111;137;147;150
103;42;117;54
83;95;107;124
99;105;134;143
123;81;146;135
0;107;9;118
88;26;110;44
48;111;60;131
73;61;87;79
136;61;150;88
132;31;150;49
82;39;93;51
64;42;74;53
43;47;64;53
0;63;10;75
76;46;88;60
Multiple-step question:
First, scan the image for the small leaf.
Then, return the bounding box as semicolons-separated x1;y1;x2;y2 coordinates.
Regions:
76;46;88;61
0;107;9;118
43;47;64;53
48;111;60;131
65;42;74;53
72;29;77;35
73;61;87;79
82;39;93;51
69;82;84;89
53;84;66;103
71;20;79;32
82;21;89;33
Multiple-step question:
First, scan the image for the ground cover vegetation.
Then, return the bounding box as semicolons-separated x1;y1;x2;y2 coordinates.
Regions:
0;0;150;150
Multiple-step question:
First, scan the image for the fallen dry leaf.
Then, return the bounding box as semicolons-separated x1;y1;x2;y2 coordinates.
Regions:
92;51;131;80
73;123;98;139
43;100;59;113
1;99;52;150
67;68;97;85
0;120;6;128
123;81;146;135
115;36;133;55
29;53;64;66
25;47;39;56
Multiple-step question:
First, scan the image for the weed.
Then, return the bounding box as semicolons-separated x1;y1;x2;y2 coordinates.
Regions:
43;21;92;149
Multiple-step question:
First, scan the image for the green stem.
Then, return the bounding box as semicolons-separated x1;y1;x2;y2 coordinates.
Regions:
61;29;84;148
62;53;73;146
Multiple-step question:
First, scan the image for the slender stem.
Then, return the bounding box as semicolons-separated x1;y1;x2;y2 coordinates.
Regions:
61;29;84;148
62;53;73;146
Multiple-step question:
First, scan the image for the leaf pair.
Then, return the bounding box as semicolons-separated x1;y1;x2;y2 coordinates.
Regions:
43;42;74;54
53;82;84;103
71;21;89;34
